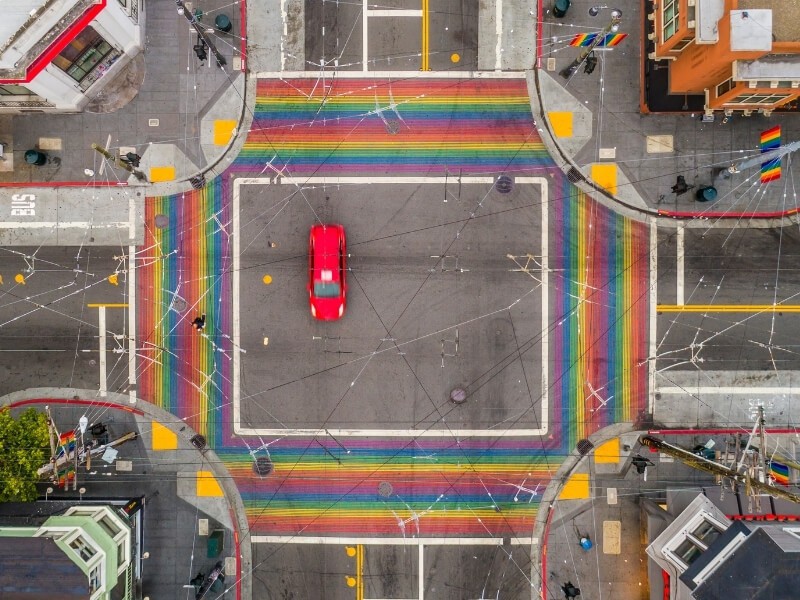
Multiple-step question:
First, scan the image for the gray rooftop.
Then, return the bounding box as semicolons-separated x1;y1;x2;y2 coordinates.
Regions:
0;536;89;599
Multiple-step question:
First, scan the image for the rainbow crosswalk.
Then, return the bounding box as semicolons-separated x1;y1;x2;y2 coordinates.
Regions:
137;76;648;539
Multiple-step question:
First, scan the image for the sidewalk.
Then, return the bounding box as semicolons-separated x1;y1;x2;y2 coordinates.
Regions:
0;388;251;600
532;0;800;221
0;0;246;189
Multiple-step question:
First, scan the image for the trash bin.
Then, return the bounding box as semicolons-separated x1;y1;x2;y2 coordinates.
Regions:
207;529;224;557
553;0;570;18
24;149;47;166
215;14;232;32
695;186;717;202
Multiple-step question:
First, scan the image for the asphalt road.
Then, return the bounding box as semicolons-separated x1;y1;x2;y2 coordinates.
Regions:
0;246;128;397
237;181;544;434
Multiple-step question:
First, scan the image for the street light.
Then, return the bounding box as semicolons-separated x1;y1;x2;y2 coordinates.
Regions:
560;6;623;79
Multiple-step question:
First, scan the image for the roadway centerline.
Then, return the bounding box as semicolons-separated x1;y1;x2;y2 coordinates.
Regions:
232;176;549;438
251;535;536;545
657;304;800;312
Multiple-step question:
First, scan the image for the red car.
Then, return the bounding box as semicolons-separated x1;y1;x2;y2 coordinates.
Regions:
307;224;347;320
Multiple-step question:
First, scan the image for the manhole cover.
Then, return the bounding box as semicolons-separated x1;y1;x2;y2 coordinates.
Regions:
190;434;207;450
495;175;514;194
450;387;467;404
385;118;400;134
253;456;274;477
378;481;393;497
171;298;188;312
154;214;169;228
576;439;594;455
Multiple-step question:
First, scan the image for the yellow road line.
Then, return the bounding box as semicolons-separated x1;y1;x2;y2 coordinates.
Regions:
658;304;800;313
87;303;129;308
421;0;429;71
357;544;364;600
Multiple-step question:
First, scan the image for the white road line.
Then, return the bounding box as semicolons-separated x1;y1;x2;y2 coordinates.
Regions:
363;0;369;72
495;0;503;70
280;0;287;71
253;71;527;79
676;224;684;306
367;9;422;16
649;218;658;414
233;177;550;437
128;244;137;402
418;544;424;600
252;536;536;545
657;386;799;395
282;176;496;185
518;177;549;433
233;179;242;432
98;306;107;398
0;221;131;229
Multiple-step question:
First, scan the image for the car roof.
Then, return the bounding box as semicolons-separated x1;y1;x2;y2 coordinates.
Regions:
311;225;344;280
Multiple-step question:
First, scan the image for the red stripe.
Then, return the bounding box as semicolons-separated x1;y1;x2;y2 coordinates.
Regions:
0;181;127;188
0;0;107;84
659;207;800;219
8;398;143;415
650;427;800;435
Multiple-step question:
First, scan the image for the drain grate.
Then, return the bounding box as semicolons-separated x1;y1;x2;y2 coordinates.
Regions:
576;439;594;455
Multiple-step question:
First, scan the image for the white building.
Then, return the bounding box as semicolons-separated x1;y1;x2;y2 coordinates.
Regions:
0;0;143;112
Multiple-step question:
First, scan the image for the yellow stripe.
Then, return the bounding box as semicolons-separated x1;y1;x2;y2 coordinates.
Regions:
421;0;430;71
658;304;800;313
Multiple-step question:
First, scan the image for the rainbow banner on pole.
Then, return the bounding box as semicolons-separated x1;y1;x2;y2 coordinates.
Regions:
769;459;790;486
569;32;627;47
56;430;76;459
761;125;781;183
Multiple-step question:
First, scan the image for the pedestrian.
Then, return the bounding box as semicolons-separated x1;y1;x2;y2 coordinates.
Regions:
671;175;689;196
192;314;206;331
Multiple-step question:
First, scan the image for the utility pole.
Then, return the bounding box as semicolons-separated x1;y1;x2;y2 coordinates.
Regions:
560;6;622;79
640;435;800;505
715;140;800;182
91;143;147;181
176;0;227;69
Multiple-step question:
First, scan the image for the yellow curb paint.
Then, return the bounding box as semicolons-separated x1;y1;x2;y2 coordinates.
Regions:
263;274;272;284
150;166;176;182
151;421;178;450
594;437;620;464
214;120;238;146
548;112;573;138
559;472;590;500
591;163;618;196
197;470;224;497
450;52;461;63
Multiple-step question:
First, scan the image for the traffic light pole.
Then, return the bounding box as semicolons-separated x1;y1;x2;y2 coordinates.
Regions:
176;0;227;69
560;8;622;79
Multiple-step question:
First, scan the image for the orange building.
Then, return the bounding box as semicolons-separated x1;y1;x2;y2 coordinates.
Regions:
648;0;800;114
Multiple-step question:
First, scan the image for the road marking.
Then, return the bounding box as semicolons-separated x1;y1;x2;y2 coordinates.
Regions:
422;0;429;70
363;0;369;71
252;536;536;545
367;9;422;16
657;304;800;313
495;0;503;70
657;386;798;395
281;0;287;71
0;221;131;229
87;303;129;308
128;244;137;402
648;218;657;414
98;306;107;397
233;177;550;437
676;224;684;306
253;71;528;79
418;544;424;600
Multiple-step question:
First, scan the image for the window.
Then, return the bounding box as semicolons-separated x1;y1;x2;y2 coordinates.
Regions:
98;515;120;538
724;93;791;105
0;85;31;95
662;0;679;41
692;520;722;545
672;37;693;52
52;27;113;83
665;516;726;570
69;536;97;562
89;565;102;592
716;78;734;97
675;538;703;565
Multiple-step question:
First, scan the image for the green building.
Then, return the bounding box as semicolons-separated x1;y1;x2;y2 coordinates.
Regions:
0;505;133;600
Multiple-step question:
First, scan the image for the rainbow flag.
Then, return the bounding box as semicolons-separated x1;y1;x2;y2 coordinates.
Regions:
56;431;76;459
761;125;781;183
769;460;790;486
569;32;627;47
57;466;75;487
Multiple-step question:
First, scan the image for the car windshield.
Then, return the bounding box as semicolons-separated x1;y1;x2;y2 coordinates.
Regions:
314;281;341;298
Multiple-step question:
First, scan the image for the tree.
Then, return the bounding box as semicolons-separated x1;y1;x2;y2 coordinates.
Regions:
0;407;49;502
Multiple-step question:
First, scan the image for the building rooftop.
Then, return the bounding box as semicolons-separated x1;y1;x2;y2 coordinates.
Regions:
738;0;800;42
0;536;89;599
730;9;773;52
